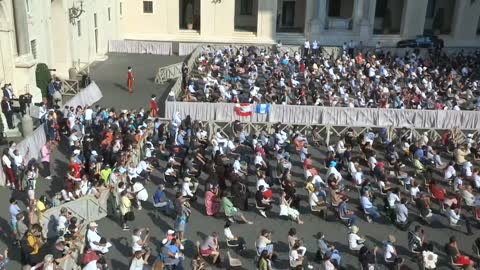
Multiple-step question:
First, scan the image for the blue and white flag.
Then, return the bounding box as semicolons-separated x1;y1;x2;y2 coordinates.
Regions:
255;104;270;114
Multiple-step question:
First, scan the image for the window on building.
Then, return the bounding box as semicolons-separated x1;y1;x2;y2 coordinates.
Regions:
328;0;341;17
240;0;253;15
143;1;153;13
94;13;97;28
179;0;200;31
375;0;387;17
108;7;111;21
77;20;81;36
30;40;37;59
120;2;123;16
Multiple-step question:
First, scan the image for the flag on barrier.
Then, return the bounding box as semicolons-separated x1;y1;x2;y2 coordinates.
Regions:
235;103;252;117
256;104;270;114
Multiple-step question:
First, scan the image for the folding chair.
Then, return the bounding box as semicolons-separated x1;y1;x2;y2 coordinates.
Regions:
227;251;242;269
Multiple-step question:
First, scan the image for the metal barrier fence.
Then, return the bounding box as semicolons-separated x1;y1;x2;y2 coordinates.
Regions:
39;190;110;239
154;62;183;84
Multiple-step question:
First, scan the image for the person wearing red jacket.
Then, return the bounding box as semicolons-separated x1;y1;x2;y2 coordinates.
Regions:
150;95;158;117
127;66;134;94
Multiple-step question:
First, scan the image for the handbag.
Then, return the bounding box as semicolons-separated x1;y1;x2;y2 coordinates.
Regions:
82;249;98;265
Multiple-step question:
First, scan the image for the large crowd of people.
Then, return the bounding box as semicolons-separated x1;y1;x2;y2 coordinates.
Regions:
182;43;480;111
1;46;480;270
2;97;480;269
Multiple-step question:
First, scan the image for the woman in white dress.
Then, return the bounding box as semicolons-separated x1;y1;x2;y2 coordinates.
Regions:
280;191;304;224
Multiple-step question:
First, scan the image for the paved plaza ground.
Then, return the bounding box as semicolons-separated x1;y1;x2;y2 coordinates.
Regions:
0;53;478;270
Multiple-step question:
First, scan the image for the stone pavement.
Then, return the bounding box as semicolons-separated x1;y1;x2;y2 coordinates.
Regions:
89;52;184;116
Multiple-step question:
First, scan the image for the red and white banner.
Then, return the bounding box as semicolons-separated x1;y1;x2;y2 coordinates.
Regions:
234;103;252;117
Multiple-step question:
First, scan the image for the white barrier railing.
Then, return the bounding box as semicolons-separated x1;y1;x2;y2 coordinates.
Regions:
165;101;480;130
108;40;172;55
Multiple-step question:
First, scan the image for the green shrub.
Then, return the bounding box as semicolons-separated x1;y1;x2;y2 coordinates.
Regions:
35;63;52;97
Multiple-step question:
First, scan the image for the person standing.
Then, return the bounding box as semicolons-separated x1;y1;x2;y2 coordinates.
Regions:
41;142;52;180
2;149;16;189
303;40;310;57
1;96;14;129
149;95;158;118
127;66;134;95
9;198;21;241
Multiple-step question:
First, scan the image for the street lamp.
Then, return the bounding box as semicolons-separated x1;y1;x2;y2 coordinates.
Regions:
68;1;85;25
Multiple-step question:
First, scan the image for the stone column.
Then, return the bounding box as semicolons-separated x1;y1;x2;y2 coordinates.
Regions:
354;0;373;38
12;0;30;55
257;0;277;43
310;0;327;37
353;0;364;30
451;0;479;42
400;0;428;38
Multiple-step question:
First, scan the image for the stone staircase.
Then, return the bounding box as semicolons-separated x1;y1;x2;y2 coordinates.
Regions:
275;32;305;45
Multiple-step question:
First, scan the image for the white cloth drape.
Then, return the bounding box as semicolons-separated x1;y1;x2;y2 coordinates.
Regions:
109;40;172;55
166;101;480;130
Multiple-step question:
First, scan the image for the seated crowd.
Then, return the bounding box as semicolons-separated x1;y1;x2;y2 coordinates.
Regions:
2;99;480;269
182;43;480;111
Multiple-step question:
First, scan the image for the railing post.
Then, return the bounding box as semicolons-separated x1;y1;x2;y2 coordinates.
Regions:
208;121;214;140
326;124;331;146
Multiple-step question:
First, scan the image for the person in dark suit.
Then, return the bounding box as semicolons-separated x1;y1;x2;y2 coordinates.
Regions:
1;96;14;129
2;84;14;100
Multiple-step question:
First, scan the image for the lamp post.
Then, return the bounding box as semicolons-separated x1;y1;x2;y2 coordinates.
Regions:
69;1;85;25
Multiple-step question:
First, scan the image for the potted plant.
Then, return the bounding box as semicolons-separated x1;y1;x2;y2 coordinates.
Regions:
433;8;444;35
185;2;193;30
383;8;392;34
35;63;52;97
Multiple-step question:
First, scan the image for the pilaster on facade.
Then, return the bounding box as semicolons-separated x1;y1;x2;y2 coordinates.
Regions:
400;0;428;38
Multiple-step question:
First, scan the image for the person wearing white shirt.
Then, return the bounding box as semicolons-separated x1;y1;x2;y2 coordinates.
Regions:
38;103;48;121
86;222;112;253
353;171;365;186
256;177;270;191
188;83;196;94
336;139;346;155
447;205;461;225
303;40;310;56
387;189;401;208
368;155;377;171
462;162;473;177
461;185;476;207
132;180;148;210
453;177;463;192
444;163;456;181
348;226;365;251
233;157;246;176
11;149;23;169
384;236;402;267
254;152;267;169
181;177;197;199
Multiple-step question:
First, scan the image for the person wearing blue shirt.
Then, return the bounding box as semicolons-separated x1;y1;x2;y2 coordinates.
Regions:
337;199;357;227
153;184;172;216
360;190;381;221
